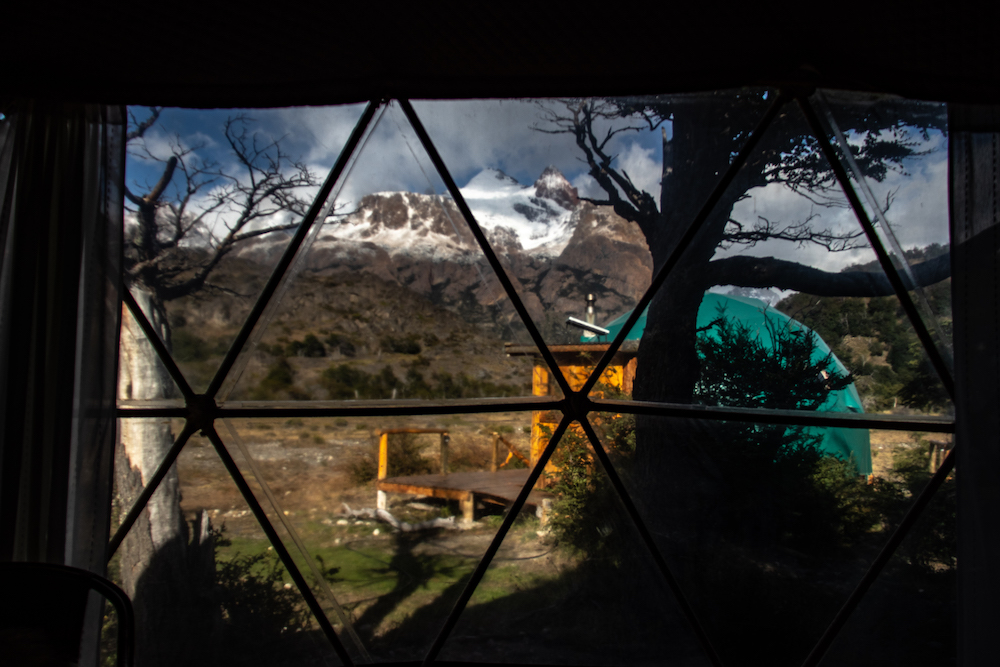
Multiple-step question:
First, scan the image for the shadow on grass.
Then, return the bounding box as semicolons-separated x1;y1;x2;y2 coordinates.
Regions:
361;542;704;665
352;529;468;645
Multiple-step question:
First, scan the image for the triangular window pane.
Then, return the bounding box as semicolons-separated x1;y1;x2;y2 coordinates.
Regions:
224;102;540;403
605;408;953;667
815;92;952;364
589;100;951;435
439;420;712;665
110;424;344;665
819;443;955;666
220;412;540;662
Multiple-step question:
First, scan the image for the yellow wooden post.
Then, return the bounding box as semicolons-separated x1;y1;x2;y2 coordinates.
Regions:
491;432;500;472
530;364;550;468
377;432;389;510
532;364;550;396
378;432;389;480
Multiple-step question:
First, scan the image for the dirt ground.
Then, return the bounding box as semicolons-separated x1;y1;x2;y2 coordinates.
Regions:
176;412;532;531
166;412;949;665
869;425;953;480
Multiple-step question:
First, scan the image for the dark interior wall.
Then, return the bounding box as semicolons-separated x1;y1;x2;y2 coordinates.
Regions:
3;3;998;106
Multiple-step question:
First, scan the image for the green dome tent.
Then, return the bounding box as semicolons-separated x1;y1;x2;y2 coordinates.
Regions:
597;292;872;475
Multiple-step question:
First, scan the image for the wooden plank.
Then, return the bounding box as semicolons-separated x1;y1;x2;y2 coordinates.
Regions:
376;482;470;502
378;428;448;435
377;469;553;508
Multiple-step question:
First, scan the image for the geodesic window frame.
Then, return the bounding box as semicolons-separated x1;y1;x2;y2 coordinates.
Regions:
112;93;958;667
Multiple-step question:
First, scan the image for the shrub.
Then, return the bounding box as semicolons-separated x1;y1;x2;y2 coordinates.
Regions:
324;333;357;357
251;359;296;399
381;334;422;355
319;364;370;399
286;333;326;357
211;529;309;665
347;433;434;485
547;312;888;559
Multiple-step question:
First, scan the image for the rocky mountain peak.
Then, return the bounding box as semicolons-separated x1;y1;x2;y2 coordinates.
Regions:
533;166;578;210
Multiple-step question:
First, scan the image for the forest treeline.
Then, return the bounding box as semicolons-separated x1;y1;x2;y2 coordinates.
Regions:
777;243;951;412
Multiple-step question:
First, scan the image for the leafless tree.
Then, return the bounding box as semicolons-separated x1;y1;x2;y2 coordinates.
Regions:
117;107;317;666
124;109;316;322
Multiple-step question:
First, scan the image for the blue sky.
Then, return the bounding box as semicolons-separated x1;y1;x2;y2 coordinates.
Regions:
125;97;949;273
125;100;663;205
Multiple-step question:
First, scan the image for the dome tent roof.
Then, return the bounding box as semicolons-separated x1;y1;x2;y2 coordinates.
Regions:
599;292;872;475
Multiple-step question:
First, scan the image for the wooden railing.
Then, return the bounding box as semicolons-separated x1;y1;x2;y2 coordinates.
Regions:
491;432;528;471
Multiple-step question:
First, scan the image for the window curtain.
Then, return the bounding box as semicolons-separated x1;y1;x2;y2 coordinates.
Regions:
0;101;124;573
949;104;1000;666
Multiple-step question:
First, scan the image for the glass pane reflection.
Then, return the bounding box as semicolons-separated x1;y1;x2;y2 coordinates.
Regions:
601;411;953;667
219;413;538;662
441;421;711;666
112;420;344;666
123;105;367;394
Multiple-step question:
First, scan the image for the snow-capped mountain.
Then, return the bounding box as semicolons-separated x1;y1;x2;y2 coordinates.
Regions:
458;167;577;253
237;166;652;338
313;166;578;261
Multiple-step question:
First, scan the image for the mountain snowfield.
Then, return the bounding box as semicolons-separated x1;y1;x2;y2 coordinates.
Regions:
228;164;653;333
458;167;577;252
314;166;578;260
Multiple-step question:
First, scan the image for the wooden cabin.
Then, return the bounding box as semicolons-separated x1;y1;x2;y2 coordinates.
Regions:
504;340;639;475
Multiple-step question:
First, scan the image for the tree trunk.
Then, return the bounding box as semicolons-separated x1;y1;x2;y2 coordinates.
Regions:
631;103;756;514
628;106;784;663
116;288;216;666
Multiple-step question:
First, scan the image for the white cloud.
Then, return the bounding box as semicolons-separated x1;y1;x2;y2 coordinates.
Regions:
125;99;950;277
271;104;370;167
617;142;660;201
719;183;877;273
571;173;603;200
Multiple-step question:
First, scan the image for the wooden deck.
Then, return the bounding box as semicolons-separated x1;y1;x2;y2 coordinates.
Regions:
377;469;552;518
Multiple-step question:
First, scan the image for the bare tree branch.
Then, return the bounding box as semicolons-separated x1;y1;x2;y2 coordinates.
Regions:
535;100;660;234
124;114;317;302
126;107;162;142
721;214;866;251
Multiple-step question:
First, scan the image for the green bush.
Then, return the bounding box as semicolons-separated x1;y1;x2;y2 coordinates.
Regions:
319;364;370;399
548;312;888;559
324;333;357;357
211;529;309;666
251;359;295;399
890;443;956;570
286;333;326;357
